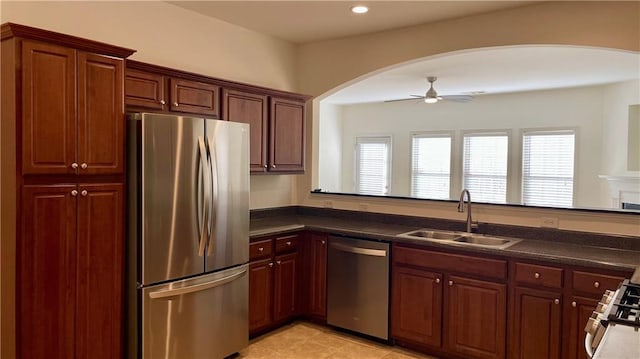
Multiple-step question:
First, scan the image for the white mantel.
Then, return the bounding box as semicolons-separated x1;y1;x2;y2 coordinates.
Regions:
598;175;640;208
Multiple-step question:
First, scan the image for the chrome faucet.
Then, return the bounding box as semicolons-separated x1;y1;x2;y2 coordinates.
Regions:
458;189;477;233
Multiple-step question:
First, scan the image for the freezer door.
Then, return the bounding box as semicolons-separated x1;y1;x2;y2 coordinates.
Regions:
141;113;207;285
205;119;250;272
142;264;248;359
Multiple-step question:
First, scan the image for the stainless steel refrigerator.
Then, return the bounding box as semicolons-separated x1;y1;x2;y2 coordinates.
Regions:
126;112;249;359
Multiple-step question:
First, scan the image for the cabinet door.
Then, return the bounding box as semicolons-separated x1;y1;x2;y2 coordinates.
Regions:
269;97;305;173
445;275;507;359
223;89;268;172
391;267;442;347
249;259;273;333
125;69;166;110
170;78;219;117
22;40;76;175
511;287;562;359
273;251;298;322
76;183;124;359
563;296;599;359
20;185;77;359
77;52;124;175
307;233;328;318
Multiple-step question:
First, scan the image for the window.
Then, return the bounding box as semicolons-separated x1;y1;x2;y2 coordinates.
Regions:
463;133;509;204
355;136;391;195
411;133;452;199
522;130;575;207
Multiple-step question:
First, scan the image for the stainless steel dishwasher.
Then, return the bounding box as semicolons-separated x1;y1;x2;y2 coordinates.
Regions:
327;235;390;340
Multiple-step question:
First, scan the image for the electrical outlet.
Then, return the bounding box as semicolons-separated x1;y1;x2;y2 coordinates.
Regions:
323;200;333;208
358;203;369;211
540;217;559;228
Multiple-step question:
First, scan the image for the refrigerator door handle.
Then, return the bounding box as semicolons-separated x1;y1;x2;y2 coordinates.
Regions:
148;267;247;300
206;136;218;257
197;137;210;257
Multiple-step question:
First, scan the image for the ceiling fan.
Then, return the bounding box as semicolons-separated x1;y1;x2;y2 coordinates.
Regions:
385;76;473;104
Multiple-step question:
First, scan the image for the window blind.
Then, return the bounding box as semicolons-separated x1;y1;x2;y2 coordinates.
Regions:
411;134;452;199
522;131;575;207
355;136;391;195
463;133;509;204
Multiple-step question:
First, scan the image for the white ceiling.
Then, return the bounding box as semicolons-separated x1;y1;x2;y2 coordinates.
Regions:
169;1;534;44
324;46;640;104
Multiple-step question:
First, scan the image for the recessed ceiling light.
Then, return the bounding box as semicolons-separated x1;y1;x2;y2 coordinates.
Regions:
351;5;369;14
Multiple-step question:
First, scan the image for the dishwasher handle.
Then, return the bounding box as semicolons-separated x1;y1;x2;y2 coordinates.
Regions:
330;242;387;257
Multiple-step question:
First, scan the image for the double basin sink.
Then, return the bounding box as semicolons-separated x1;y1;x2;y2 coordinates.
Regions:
396;229;522;250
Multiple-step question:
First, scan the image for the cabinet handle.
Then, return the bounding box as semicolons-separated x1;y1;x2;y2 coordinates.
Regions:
271;165;276;168
286;241;292;246
435;278;441;284
534;272;541;279
81;190;88;197
258;247;264;252
571;301;577;307
71;190;78;196
594;281;600;288
554;299;560;305
80;163;88;169
276;260;281;265
71;162;78;169
448;280;454;287
174;102;179;107
160;100;166;105
268;262;273;268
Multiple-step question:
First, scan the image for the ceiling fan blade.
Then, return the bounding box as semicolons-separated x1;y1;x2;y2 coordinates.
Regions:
440;95;473;103
384;96;425;103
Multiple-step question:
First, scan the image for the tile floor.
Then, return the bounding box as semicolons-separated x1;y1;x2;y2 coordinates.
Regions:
236;321;438;359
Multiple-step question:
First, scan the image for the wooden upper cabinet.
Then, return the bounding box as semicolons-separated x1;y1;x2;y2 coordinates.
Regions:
445;275;507;359
223;89;268;172
76;183;124;358
269;97;305;173
21;40;77;175
511;287;562;359
20;185;77;359
170;78;219;117
125;69;165;110
77;53;124;175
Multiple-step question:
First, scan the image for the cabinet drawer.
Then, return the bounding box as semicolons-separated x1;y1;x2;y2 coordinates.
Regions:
394;245;507;280
250;239;273;261
275;234;299;253
515;262;563;289
572;271;625;295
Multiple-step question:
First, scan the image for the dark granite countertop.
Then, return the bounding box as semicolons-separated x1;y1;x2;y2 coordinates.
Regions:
250;213;640;272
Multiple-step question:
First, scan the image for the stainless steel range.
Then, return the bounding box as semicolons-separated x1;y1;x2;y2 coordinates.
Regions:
584;279;640;358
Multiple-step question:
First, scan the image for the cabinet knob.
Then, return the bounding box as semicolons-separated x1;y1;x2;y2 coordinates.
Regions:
271;165;276;168
71;190;78;196
571;301;577;307
435;278;441;284
268;262;273;268
173;102;179;107
448;280;454;287
554;299;560;305
160;100;166;105
258;247;264;252
81;190;88;197
534;272;540;279
594;281;600;288
71;162;78;169
263;164;268;168
286;241;292;246
80;163;88;169
276;260;281;265
321;240;326;245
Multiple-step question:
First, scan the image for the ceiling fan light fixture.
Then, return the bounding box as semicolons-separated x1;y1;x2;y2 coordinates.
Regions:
424;97;438;104
351;5;369;14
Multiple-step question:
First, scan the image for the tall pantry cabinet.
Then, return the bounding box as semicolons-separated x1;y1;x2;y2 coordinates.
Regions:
1;23;135;359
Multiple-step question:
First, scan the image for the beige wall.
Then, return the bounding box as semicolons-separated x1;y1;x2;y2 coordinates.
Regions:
298;1;640;236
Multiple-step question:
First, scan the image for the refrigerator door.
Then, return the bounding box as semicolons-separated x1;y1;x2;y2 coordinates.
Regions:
141;113;208;285
142;264;248;359
205;120;249;272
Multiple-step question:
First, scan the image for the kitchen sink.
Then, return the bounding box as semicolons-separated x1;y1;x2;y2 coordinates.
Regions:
397;229;522;249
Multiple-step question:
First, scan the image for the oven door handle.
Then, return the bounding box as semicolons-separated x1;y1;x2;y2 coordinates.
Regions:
584;332;595;359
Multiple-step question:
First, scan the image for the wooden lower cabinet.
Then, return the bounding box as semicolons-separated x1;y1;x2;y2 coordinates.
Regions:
20;183;124;359
511;287;562;359
445;275;507;359
249;259;273;332
563;296;599;359
392;267;442;347
305;232;328;319
273;252;299;321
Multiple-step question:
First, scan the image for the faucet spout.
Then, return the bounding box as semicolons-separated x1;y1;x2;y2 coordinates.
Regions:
458;189;476;233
